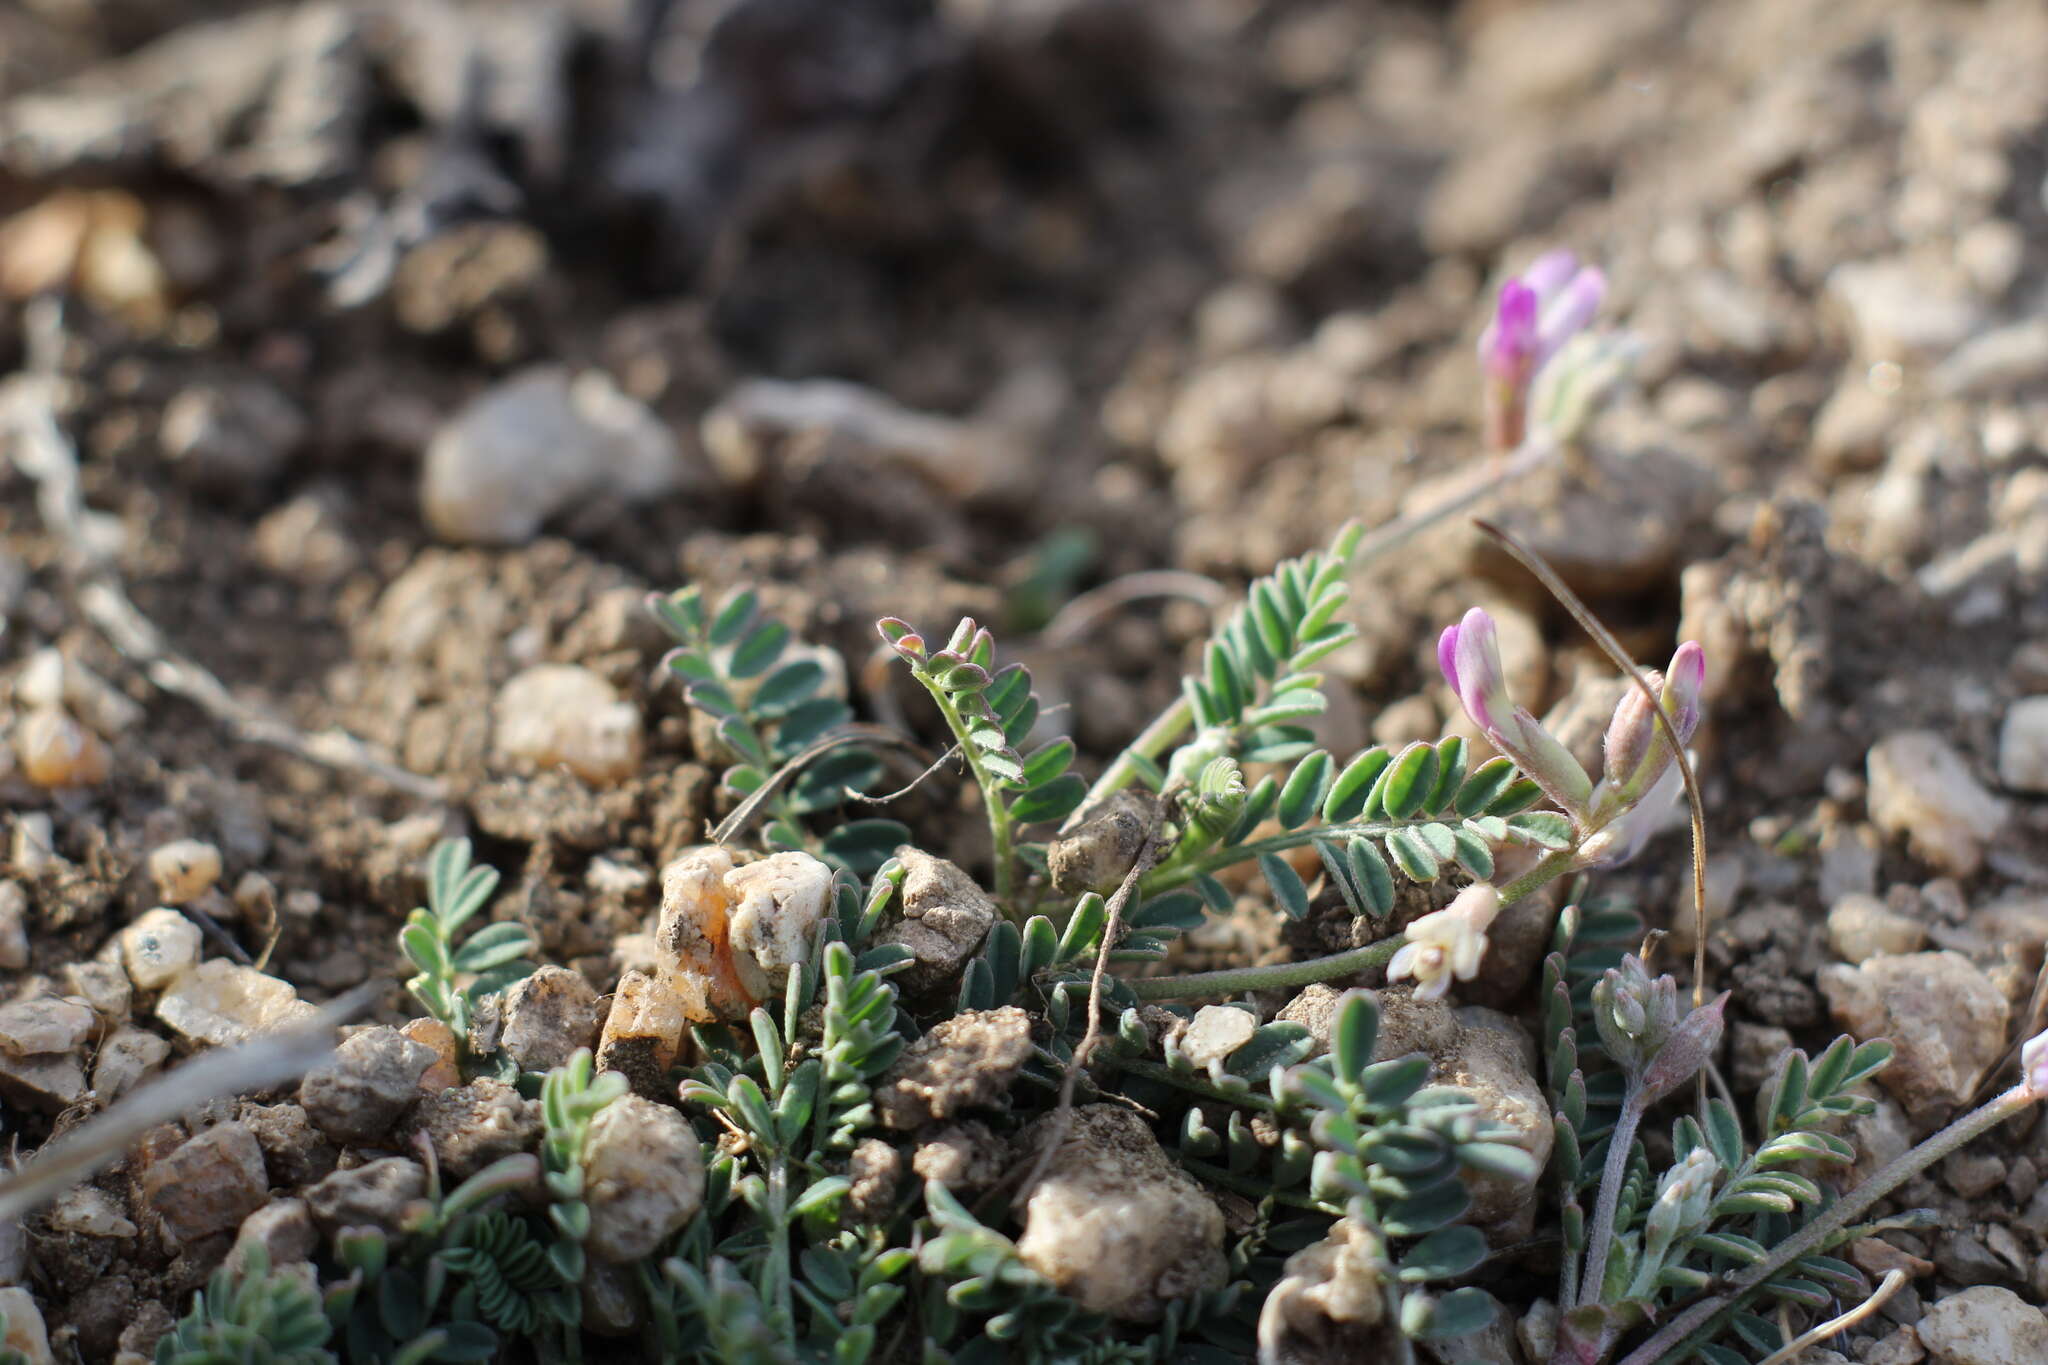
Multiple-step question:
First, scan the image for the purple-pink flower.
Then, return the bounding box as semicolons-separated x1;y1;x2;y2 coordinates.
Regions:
1439;606;1705;868
1479;249;1607;451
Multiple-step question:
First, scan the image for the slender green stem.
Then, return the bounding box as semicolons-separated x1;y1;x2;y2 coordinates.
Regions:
1126;936;1408;1001
1577;1090;1644;1309
1616;1084;2041;1365
918;678;1019;908
1176;1156;1325;1211
1079;696;1193;817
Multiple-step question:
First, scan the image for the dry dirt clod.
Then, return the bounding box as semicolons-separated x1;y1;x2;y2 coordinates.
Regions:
239;1102;339;1189
298;1026;438;1145
877;1006;1034;1131
138;1121;270;1245
1014;1104;1228;1322
581;1095;707;1264
305;1157;428;1239
880;847;998;998
118;908;202;991
147;839;223;906
848;1138;903;1223
1048;790;1160;896
491;664;645;788
405;1078;542;1181
497;965;603;1072
910;1121;1007;1193
1818;951;2009;1121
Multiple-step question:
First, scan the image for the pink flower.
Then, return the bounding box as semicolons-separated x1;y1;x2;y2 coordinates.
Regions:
1439;608;1593;818
1479;249;1607;450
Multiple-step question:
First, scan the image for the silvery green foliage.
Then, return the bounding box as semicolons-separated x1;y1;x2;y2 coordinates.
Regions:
154;1246;334;1365
1540;904;1900;1365
652;583;907;872
399;838;537;1053
533;1050;628;1297
877;614;1083;903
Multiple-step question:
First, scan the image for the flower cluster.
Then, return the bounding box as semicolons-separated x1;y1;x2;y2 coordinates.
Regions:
1439;606;1704;869
1480;249;1607;451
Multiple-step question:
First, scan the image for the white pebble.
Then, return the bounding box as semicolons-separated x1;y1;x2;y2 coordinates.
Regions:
149;839;223;906
120;908;203;991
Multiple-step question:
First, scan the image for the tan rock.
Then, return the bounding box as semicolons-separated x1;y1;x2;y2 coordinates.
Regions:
157;960;317;1045
597;969;688;1097
1819;952;2008;1120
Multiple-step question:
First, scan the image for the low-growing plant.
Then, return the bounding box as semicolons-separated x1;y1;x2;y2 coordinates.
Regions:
113;244;2048;1365
398;838;537;1057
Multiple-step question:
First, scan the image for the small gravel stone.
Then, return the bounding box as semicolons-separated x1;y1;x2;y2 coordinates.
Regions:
1944;1152;2009;1200
305;1157;427;1237
0;995;96;1055
1935;1231;2015;1287
157;960;317;1045
238;1102;338;1188
405;1078;542;1180
1865;1325;1925;1365
1999;697;2048;794
880;847;998;998
298;1026;437;1145
0;882;27;969
92;1026;171;1101
48;1186;138;1239
0;1287;51;1364
148;840;223;906
596;969;688;1097
1867;732;2010;878
422;365;691;546
877;1006;1034;1131
582;1095;707;1264
62;961;132;1021
1829;894;1928;963
1851;1237;1935;1281
1015;1104;1227;1322
139;1122;270;1244
159;378;307;485
1179;1005;1258;1073
232;1199;316;1270
1917;1286;2048;1365
492;664;644;787
400;1017;461;1092
119;908;203;990
497;965;603;1072
1819;952;2009;1121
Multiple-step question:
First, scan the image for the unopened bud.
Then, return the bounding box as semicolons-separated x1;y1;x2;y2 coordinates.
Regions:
1638;992;1729;1107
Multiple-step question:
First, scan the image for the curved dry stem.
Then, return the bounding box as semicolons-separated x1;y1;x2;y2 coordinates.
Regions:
1473;520;1710;1008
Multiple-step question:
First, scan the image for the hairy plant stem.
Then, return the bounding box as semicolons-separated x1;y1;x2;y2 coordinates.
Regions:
915;677;1020;908
1614;1083;2042;1365
1576;1089;1645;1309
1126;847;1577;1001
1079;697;1192;819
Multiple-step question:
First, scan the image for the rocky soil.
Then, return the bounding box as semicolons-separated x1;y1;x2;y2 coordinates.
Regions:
2;0;2048;1361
